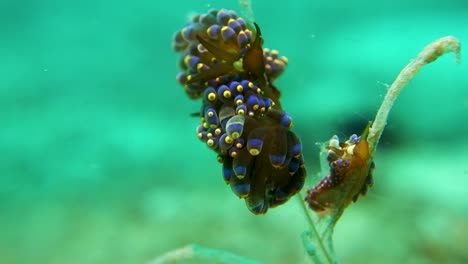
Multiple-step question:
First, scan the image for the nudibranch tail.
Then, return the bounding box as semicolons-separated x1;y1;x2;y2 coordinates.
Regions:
173;8;305;214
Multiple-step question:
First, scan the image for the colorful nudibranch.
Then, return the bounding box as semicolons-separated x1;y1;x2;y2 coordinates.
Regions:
305;127;375;215
173;9;305;214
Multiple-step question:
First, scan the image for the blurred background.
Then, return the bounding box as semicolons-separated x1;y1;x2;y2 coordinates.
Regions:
1;0;467;263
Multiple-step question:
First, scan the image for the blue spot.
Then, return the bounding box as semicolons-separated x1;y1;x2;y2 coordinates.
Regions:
349;134;360;144
240;80;251;90
234;165;246;177
246;95;259;109
222;167;233;183
237;31;249;47
234;94;244;104
232;183;250;197
276;189;288;200
182;25;194;40
229;81;241;92
227;123;243;137
207;25;220;39
280;114;292;127
216;10;230;24
247;138;263;155
235;104;247;114
270;154;286;167
228;20;241;32
188;56;200;70
292;143;302;157
221;27;236;41
295;180;305;191
288;160;299;174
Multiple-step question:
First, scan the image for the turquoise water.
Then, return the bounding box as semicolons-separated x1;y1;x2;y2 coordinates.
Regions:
1;0;467;263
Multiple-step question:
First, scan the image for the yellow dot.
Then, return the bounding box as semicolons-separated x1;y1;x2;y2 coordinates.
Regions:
235;99;243;105
237;109;245;115
248;82;254;89
224;136;233;144
207;92;216;101
236;85;243;92
184;56;191;66
207;111;214;117
230;151;238;158
197;63;205;71
207;133;213;138
223;90;231;98
346;144;356;155
197;133;203;139
273;59;285;67
215;128;222;135
221;26;230;33
231;132;240;139
207;139;214;147
249;149;260;156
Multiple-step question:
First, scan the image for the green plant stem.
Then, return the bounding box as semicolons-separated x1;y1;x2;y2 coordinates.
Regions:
297;193;333;264
368;36;461;154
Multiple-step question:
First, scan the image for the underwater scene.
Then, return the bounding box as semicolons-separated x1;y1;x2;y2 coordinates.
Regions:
1;0;467;263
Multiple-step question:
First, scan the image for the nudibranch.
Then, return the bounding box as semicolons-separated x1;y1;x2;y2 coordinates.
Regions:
305;126;375;216
173;9;305;214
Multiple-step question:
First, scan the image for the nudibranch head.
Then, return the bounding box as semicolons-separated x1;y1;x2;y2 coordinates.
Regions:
173;9;304;215
241;22;267;86
173;9;288;105
305;127;375;216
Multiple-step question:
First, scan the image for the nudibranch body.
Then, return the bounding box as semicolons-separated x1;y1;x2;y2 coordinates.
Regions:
173;9;305;214
305;127;375;216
